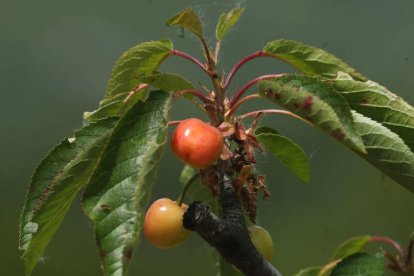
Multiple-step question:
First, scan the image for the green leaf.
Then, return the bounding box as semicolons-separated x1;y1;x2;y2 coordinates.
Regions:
255;126;279;135
258;75;366;153
82;90;173;276
104;39;173;100
216;7;244;41
256;127;309;184
166;8;203;38
330;252;384;276
179;165;198;184
352;111;414;193
19;117;118;275
84;90;145;123
331;236;371;261
334;72;414;152
140;72;194;92
293;266;322;276
263;39;366;81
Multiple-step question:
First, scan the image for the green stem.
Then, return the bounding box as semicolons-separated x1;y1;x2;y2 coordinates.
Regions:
177;172;200;206
213;40;221;64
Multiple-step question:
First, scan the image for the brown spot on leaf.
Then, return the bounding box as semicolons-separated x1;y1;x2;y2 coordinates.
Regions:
98;204;111;212
264;88;273;96
123;247;133;261
272;92;281;101
32;170;62;214
297;96;313;112
333;129;345;140
99;249;105;257
361;98;370;105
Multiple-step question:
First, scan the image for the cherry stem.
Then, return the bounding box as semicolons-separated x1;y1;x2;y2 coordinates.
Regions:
171;50;207;73
176;89;211;104
200;38;213;69
224;51;273;89
229;74;286;108
168;120;182;126
239;109;313;126
177;172;200;206
370;236;405;257
225;94;261;118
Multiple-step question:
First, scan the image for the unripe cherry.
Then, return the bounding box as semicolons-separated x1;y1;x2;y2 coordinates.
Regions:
248;225;274;262
143;198;190;249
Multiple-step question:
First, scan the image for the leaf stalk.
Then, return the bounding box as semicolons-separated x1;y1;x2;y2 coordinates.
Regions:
229;74;286;108
239;109;313;126
171;50;208;73
224;51;273;88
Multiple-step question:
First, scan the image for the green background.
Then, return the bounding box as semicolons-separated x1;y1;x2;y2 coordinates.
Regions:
1;1;413;275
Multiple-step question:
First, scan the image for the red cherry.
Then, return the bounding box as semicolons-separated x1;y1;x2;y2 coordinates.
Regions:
171;118;224;169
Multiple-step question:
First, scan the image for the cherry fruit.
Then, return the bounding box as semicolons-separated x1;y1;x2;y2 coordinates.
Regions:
248;225;274;262
171;118;224;169
144;198;190;249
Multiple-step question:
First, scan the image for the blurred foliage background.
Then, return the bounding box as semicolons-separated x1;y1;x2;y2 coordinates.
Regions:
1;1;413;275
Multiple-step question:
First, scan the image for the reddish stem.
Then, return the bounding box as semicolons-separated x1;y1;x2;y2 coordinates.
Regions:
224;51;273;89
176;89;211;104
370;236;405;257
171;50;207;73
239;109;313;126
200;38;213;70
168;120;182;126
225;94;261;118
229;74;286;108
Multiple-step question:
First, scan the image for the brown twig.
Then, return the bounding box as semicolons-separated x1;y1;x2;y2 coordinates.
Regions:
183;160;282;276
